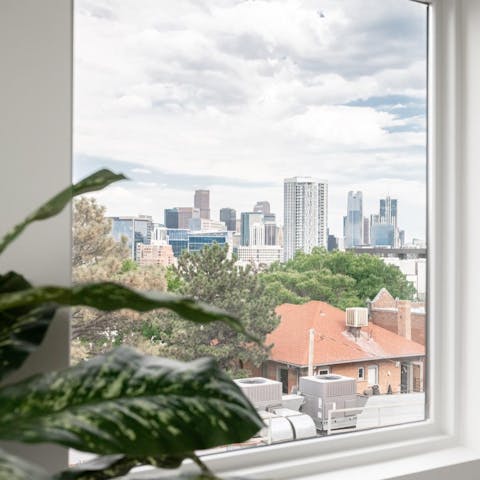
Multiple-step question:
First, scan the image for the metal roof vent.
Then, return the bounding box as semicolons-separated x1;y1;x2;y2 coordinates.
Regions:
235;377;282;409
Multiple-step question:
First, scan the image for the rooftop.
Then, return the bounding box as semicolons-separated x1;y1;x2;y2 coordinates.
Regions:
267;301;425;367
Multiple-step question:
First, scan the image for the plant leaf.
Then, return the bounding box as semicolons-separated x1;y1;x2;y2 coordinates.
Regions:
0;272;59;381
0;346;263;456
0;169;126;256
0;282;257;341
0;447;48;480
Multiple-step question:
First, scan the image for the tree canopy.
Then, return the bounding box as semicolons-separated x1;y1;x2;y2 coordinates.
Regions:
72;197;167;362
260;247;416;310
142;244;280;377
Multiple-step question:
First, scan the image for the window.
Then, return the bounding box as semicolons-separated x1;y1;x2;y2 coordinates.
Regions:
6;0;480;478
73;0;430;466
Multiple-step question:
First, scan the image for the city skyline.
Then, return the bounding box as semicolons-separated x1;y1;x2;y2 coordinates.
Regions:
74;0;427;242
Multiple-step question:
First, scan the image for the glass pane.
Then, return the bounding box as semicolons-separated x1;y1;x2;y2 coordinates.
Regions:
73;0;428;462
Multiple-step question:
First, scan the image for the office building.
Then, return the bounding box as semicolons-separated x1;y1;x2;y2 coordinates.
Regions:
220;208;237;231
136;244;176;267
167;229;189;257
344;191;363;248
371;223;395;247
188;231;228;253
380;197;398;230
283;177;328;261
194;189;210;219
363;217;370;245
328;234;338;251
264;221;277;246
189;218;227;232
240;212;264;246
249;222;265;246
151;224;168;245
110;215;153;260
237;245;283;267
254;201;271;214
165;207;200;230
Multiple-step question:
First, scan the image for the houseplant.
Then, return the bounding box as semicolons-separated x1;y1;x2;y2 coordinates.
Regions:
0;169;263;479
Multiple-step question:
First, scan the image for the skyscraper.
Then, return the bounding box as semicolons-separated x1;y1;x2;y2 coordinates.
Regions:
253;201;271;214
379;196;399;247
283;177;328;261
194;190;210;219
240;212;263;246
220;207;237;231
165;207;200;229
344;191;363;248
110;215;153;260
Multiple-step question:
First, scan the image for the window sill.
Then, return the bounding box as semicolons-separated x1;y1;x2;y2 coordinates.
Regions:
121;431;480;479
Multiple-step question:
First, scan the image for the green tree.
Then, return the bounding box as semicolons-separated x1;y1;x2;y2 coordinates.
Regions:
261;248;416;309
145;244;280;377
71;197;167;361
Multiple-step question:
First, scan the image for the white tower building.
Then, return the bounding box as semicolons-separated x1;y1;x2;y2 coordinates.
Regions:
283;177;328;261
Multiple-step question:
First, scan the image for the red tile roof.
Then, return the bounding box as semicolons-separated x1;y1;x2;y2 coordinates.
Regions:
266;301;425;366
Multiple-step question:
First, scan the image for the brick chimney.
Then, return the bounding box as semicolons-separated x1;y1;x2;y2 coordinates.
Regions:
396;300;412;340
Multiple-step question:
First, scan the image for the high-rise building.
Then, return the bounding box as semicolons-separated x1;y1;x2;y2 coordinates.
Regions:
253;201;271;214
379;196;399;247
164;208;179;229
220;207;237;231
264;221;277;246
371;223;395;247
283;177;328;261
165;207;200;230
194;189;210;219
249;222;265;246
380;197;398;229
151;224;168;245
327;234;338;251
110;215;153;260
363;217;370;245
344;191;363;248
189;217;227;232
240;212;263;246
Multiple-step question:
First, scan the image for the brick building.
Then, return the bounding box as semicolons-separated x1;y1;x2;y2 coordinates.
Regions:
136;243;176;267
368;288;426;345
259;301;425;395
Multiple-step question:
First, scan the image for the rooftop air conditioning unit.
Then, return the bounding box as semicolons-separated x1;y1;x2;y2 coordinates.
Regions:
235;377;282;410
299;374;360;432
346;307;369;328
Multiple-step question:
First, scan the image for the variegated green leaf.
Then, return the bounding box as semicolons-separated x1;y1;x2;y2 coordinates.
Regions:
0;346;263;456
0;447;47;480
0;272;59;381
0;282;256;341
0;169;126;256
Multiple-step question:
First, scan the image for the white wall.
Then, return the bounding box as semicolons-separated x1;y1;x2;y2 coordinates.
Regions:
0;0;72;472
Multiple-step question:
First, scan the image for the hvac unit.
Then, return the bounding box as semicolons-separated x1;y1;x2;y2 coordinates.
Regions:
271;408;317;440
235;377;282;410
346;307;369;327
299;374;360;432
258;411;294;443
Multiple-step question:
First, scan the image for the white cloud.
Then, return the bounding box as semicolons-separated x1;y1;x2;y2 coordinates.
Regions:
74;0;428;241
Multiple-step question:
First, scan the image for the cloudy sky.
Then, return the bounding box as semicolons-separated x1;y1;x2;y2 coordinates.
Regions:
74;0;427;241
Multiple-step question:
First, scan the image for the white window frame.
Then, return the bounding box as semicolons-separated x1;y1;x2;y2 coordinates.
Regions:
4;0;480;478
358;367;365;380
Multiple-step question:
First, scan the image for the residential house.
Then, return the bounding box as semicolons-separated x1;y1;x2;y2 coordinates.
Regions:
259;301;425;395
